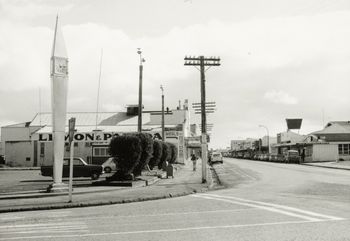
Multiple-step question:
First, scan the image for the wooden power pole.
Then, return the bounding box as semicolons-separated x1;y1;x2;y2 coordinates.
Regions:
184;56;220;183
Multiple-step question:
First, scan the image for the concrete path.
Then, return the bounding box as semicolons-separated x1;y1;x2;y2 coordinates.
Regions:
0;160;215;213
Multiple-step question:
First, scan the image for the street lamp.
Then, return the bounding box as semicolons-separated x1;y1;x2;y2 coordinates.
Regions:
259;125;270;154
160;85;165;141
137;48;145;133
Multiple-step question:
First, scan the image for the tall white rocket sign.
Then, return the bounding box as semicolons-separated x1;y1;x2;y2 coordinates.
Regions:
48;16;69;192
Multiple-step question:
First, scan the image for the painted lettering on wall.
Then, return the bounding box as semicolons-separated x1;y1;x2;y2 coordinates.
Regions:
38;133;116;142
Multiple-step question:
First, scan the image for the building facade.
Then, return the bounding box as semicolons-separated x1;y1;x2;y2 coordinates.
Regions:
1;104;192;167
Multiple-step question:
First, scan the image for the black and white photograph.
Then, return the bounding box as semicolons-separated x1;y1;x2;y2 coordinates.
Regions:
0;0;350;240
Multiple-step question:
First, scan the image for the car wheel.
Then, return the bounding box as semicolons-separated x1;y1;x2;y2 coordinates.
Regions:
104;167;112;173
91;172;100;180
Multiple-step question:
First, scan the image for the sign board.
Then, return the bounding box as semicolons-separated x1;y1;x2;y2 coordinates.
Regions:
286;118;302;130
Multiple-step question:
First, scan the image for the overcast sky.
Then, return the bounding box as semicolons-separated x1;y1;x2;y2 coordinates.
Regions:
1;0;350;149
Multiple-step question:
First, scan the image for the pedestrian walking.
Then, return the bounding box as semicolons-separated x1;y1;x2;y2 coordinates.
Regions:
191;153;197;171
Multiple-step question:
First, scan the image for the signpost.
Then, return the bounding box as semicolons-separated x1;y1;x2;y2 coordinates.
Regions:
68;117;76;203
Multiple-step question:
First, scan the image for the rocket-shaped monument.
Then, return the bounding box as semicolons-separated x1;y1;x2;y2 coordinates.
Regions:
48;16;69;192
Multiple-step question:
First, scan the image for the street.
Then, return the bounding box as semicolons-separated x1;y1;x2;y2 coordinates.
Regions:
1;158;350;241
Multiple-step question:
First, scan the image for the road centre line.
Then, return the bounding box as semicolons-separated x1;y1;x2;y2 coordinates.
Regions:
0;227;89;235
0;222;85;229
199;194;344;221
0;220;320;240
192;194;323;222
0;225;88;232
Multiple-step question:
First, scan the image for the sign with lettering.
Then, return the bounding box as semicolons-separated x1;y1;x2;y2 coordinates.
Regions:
38;132;115;142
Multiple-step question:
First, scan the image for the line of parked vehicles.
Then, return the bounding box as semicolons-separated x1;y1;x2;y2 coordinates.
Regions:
224;150;302;164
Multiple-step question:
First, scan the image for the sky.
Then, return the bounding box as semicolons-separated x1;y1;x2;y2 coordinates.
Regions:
1;0;350;149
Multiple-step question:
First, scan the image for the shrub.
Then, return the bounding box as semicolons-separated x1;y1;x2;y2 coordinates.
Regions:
158;142;171;169
108;135;142;180
132;133;154;176
149;140;163;170
168;143;178;164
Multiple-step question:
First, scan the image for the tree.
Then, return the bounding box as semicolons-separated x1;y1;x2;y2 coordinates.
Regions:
108;135;142;180
149;140;163;170
132;133;154;176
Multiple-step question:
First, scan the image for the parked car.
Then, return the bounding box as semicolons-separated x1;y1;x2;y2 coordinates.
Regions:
283;150;301;164
243;153;251;159
210;152;223;164
261;153;269;161
102;157;117;173
41;157;103;180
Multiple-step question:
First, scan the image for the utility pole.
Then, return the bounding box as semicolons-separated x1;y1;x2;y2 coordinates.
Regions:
137;48;145;133
160;85;165;141
184;56;220;183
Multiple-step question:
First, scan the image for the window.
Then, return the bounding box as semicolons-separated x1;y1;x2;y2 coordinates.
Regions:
338;144;350;155
344;144;349;155
40;143;45;156
73;159;83;165
93;147;108;157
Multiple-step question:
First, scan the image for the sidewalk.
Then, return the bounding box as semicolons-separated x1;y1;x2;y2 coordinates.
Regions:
0;160;215;213
302;160;350;171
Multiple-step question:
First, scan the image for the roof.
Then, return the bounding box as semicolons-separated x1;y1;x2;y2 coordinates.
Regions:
30;112;150;127
147;110;186;125
312;121;350;135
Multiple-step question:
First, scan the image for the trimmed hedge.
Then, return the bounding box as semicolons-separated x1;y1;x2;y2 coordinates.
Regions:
149;140;163;170
158;142;172;169
132;133;154;176
108;135;142;180
168;143;178;164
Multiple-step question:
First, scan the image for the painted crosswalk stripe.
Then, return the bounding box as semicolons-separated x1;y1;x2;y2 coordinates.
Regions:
193;193;344;221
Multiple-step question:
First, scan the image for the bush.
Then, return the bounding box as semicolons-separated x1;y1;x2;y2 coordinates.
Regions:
158;142;171;169
168;143;178;164
132;133;154;176
108;135;142;180
149;140;163;170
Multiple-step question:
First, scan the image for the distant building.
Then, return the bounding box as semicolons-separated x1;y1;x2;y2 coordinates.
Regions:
231;138;256;151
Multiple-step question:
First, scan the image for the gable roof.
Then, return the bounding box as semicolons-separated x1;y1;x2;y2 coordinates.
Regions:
312;121;350;135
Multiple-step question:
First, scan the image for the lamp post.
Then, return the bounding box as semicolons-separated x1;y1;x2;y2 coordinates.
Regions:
137;48;145;133
259;125;270;154
160;85;165;141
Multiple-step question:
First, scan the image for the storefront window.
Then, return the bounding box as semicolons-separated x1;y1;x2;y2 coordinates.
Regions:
338;144;350;155
93;147;108;157
344;144;349;155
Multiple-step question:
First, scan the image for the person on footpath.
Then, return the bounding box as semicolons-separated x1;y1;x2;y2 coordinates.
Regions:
191;153;197;171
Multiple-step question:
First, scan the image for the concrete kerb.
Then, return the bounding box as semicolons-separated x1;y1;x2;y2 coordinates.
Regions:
0;186;210;214
0;162;221;213
301;163;350;171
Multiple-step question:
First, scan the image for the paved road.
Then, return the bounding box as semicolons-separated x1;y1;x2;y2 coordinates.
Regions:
1;158;350;241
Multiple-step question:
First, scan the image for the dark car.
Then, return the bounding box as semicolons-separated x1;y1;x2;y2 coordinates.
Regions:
41;157;103;180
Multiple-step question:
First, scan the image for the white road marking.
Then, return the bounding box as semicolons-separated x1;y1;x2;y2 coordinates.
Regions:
194;194;344;221
192;194;322;221
0;216;24;221
0;222;85;229
0;220;320;240
0;227;89;235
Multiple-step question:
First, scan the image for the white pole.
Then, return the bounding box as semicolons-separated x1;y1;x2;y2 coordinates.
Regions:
68;141;74;202
95;49;103;130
